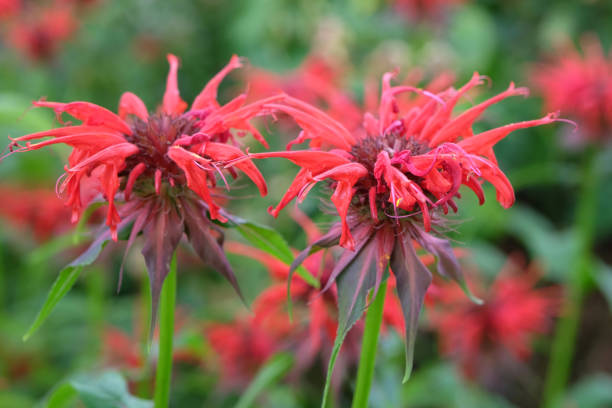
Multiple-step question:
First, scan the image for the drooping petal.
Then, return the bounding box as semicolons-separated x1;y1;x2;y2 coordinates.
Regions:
191;54;243;111
162;54;188;115
167;146;224;221
118;92;149;121
314;163;368;250
33;100;133;135
203;142;267;196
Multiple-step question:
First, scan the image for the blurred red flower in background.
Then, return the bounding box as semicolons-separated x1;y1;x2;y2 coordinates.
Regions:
3;53;279;325
3;0;79;61
392;0;466;21
427;258;559;378
245;54;362;133
531;35;612;142
0;184;73;241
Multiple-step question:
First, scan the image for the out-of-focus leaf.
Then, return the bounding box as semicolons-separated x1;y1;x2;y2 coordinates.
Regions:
507;205;576;280
67;371;152;408
0;392;36;408
234;353;294;408
594;262;612;313
227;215;319;288
563;373;612;408
45;383;78;408
401;363;515;408
448;5;496;72
22;228;113;340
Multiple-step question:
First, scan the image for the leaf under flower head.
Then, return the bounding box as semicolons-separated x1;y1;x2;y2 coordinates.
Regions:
390;233;432;382
141;199;184;335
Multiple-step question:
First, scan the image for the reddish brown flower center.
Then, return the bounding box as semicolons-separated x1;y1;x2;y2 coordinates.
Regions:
121;113;201;190
347;134;430;218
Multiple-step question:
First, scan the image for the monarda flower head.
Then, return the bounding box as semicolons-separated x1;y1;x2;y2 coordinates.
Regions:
531;35;612;143
427;257;559;379
4;54;277;326
243;70;561;379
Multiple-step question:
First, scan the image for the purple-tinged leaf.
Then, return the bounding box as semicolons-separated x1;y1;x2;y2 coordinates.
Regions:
319;223;375;294
413;227;482;304
371;226;395;304
391;235;432;382
183;200;245;304
118;202;152;293
141;201;184;334
321;236;379;407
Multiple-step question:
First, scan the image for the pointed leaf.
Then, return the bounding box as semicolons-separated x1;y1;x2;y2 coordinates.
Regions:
183;201;245;304
225;213;320;288
321;237;378;407
141;202;184;333
391;235;432;382
413;228;481;304
23;226;116;341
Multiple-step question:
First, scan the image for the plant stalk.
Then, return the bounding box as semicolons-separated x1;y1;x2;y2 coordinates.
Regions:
541;148;597;408
153;254;177;408
351;281;388;408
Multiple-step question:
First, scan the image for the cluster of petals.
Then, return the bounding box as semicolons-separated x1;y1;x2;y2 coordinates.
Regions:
426;258;559;376
531;36;612;141
6;53;273;241
251;71;560;250
0;0;94;61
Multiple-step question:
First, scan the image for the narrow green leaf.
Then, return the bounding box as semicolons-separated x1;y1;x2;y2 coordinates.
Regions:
234;353;294;408
228;215;319;288
23;231;112;340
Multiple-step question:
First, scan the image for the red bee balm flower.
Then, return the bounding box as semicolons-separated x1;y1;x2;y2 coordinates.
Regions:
531;36;612;142
244;71;560;379
4;54;277;324
427;259;559;378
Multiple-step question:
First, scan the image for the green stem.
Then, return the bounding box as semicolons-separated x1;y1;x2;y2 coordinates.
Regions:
351;281;388;408
541;149;597;408
154;254;177;408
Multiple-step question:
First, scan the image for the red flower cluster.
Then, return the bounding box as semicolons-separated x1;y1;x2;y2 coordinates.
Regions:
427;258;559;377
0;0;96;61
0;184;73;241
531;36;612;142
4;54;278;325
237;70;560;378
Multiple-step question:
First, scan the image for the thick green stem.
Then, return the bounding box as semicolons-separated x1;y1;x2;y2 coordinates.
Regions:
351;281;388;408
154;255;177;408
541;149;597;408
